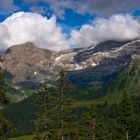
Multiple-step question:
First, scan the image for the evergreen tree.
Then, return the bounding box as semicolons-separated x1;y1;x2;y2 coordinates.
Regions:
0;112;16;140
80;103;107;140
0;70;9;106
117;91;134;140
0;72;16;139
55;69;76;140
132;94;140;139
33;69;77;140
33;86;57;140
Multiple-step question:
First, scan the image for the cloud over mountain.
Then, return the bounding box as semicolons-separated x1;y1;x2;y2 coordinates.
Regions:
0;12;140;50
1;0;140;18
0;12;69;51
70;14;140;47
22;0;140;17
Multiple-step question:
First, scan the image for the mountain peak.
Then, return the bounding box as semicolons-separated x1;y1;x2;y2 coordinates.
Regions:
2;39;140;86
23;41;37;47
5;42;39;55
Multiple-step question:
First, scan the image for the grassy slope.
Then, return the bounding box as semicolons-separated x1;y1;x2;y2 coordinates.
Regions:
2;70;24;103
3;69;127;136
4;96;38;136
77;59;140;104
5;60;140;136
3;69;127;135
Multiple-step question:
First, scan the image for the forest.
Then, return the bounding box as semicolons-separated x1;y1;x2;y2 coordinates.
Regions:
0;68;140;140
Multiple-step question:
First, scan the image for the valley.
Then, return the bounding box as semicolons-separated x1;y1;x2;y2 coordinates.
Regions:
1;39;140;92
0;39;140;140
1;1;140;139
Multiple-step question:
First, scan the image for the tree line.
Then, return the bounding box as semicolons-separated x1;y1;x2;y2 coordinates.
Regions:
0;67;140;139
0;69;16;140
33;69;140;140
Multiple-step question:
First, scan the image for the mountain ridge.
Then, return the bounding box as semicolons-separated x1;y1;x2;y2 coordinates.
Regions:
1;39;140;88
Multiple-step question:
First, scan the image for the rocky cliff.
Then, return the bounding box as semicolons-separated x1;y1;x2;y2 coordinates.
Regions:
1;39;140;87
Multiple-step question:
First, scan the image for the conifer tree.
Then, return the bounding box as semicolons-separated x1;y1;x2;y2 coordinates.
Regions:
33;69;77;140
117;91;134;140
80;103;107;140
0;68;16;139
33;86;57;140
0;112;16;140
0;70;9;106
55;69;76;140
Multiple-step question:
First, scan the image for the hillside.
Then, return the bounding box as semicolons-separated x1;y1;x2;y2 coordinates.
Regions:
0;70;27;102
1;39;140;91
1;2;140;140
4;57;140;136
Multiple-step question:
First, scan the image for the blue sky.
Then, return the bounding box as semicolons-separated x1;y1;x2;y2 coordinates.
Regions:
1;0;140;28
0;0;140;50
0;0;96;30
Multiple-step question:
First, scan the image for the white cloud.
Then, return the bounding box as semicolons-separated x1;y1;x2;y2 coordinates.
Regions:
0;12;140;51
23;0;140;17
69;14;140;47
0;11;69;51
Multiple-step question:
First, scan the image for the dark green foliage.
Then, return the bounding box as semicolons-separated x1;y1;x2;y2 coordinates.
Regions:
3;62;140;139
0;70;9;105
117;91;133;140
71;68;128;102
4;91;140;139
4;96;37;136
33;69;77;140
33;86;57;140
55;69;76;140
0;111;16;140
0;68;16;139
79;103;107;140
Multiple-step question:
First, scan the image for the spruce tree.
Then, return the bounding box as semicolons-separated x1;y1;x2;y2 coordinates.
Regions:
34;69;77;140
33;86;57;140
0;69;16;139
0;70;9;106
80;103;107;140
0;112;16;140
117;91;134;140
55;69;76;140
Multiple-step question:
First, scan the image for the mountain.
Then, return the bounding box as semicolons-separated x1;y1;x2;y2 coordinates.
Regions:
1;42;53;89
72;56;140;103
2;40;140;139
1;39;140;88
4;57;140;136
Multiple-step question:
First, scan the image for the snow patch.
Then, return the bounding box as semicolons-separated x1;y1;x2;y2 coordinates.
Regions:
111;46;125;53
55;55;64;61
34;71;37;75
91;63;97;67
75;64;84;70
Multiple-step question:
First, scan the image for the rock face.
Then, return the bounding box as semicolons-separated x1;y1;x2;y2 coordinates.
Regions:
2;42;53;83
1;39;140;86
